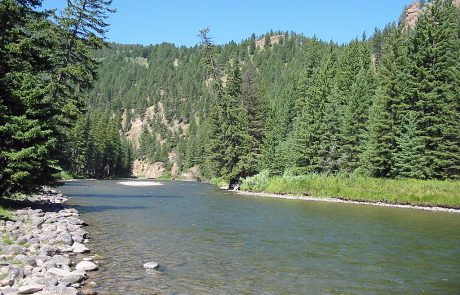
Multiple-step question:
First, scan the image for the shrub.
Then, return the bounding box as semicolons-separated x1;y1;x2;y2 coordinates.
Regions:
241;170;270;191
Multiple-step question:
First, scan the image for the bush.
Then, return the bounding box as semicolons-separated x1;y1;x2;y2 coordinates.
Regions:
240;170;270;192
210;177;230;189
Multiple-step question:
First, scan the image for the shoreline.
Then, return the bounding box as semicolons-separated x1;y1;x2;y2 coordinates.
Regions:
236;190;460;214
0;188;99;295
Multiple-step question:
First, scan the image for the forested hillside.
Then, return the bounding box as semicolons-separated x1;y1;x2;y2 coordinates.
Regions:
65;0;459;185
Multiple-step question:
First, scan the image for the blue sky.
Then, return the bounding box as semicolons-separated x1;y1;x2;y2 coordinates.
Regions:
42;0;414;46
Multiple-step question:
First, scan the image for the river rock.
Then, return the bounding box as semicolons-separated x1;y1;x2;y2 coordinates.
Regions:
66;217;85;226
30;276;58;287
81;287;97;295
71;235;83;244
143;261;159;270
41;260;57;270
18;284;45;294
66;225;79;233
16;236;29;245
47;268;71;277
9;268;24;280
31;218;45;228
55;233;73;246
0;279;14;287
1;286;19;295
87;282;97;288
36;286;78;295
75;261;98;271
4;245;23;256
51;255;70;267
23;265;34;276
60;273;85;285
72;243;89;254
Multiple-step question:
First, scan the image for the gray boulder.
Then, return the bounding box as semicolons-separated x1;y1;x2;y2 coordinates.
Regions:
18;284;45;294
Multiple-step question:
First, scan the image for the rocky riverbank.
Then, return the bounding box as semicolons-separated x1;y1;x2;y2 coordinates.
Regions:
0;188;99;295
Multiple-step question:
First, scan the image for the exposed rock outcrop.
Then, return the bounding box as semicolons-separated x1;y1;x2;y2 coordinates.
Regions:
132;159;165;179
404;1;422;28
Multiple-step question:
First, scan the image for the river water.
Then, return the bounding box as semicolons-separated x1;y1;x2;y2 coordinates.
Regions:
59;180;460;294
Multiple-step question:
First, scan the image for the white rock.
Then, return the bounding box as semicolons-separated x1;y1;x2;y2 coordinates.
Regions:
143;261;159;270
75;261;98;271
72;243;89;254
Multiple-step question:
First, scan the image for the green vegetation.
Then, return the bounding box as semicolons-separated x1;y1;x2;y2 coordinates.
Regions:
2;234;15;245
0;0;123;197
0;207;14;220
241;172;460;208
56;171;80;180
83;0;459;188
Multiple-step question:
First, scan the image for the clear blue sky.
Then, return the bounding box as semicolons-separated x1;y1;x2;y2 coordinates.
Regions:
42;0;413;46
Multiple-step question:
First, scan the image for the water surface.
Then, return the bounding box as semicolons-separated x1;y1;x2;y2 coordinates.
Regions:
59;180;460;294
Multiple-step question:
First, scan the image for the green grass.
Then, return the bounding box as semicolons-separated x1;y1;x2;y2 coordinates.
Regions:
2;234;15;245
241;173;460;208
157;171;173;180
0;207;14;220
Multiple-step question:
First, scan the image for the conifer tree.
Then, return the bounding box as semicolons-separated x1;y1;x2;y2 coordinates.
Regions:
363;87;395;177
339;66;376;173
241;63;266;175
408;0;460;179
393;111;425;178
0;1;60;194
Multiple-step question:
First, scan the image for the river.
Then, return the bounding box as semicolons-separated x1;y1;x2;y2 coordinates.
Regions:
59;180;460;294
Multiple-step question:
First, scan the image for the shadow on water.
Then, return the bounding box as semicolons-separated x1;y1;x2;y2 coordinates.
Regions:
67;193;185;199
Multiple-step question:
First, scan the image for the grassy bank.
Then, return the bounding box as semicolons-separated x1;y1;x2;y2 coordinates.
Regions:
240;171;460;208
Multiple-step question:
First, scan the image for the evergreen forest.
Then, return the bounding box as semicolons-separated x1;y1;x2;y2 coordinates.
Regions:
1;0;459;195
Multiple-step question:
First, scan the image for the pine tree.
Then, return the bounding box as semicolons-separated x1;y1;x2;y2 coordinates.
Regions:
249;33;256;55
68;114;90;175
320;88;342;174
339;66;376;173
408;0;460;179
261;85;296;175
393;111;425;178
363;87;395;177
0;1;60;194
241;63;266;175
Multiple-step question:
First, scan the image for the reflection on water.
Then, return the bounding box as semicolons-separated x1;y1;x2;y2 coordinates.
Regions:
59;180;460;294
